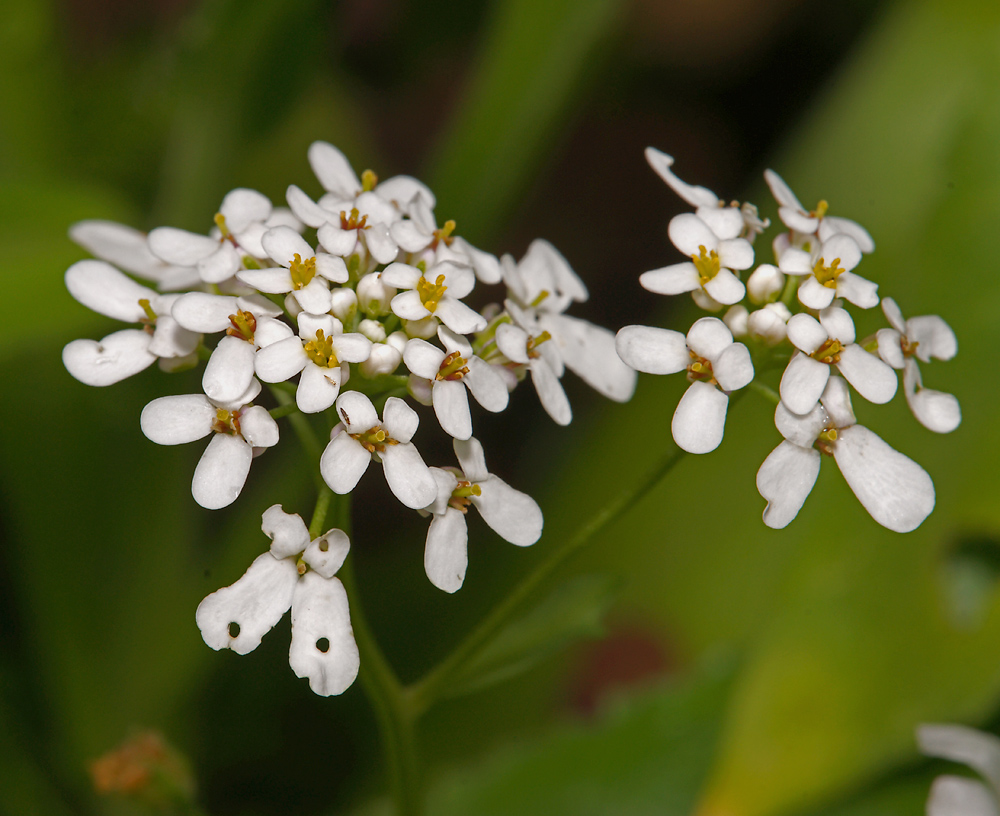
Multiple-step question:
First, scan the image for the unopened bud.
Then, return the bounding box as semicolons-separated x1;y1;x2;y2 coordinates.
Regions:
723;305;749;338
360;342;402;377
747;264;784;304
330;287;358;323
359;318;387;343
356;273;394;317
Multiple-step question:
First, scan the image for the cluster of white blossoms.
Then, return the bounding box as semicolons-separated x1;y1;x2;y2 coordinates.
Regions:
919;724;1000;816
616;148;959;533
62;141;636;695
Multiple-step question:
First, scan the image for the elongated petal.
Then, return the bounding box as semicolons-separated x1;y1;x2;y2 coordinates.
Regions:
834;425;935;532
638;263;699;296
454;437;490;483
303;529;350;578
687;317;733;361
452;237;501;284
909;315;958;361
197;243;240;283
141;394;213;444
703;268;746;305
877;328;905;368
315;253;349;284
905;360;961;433
235;267;294;294
377;175;436;209
717;238;754;270
927;777;999;816
403;338;445;379
646;147;719;208
775;401;827;447
220;188;271;233
203;336;255;403
424;509;469;593
239;405;279;448
819;305;856;344
757;440;821;529
763;169;804;211
698;206;744;241
540;313;637;402
148;227;218;265
288;185;335;229
381;442;437;509
336;390;378;431
255;336;307;382
308;141;360;197
65;260;156;321
70;220;169;280
435;297;487;334
836;271;879;309
262;505;311;559
195;552;297;654
495;323;530;364
320;432;370;495
615;325;688;375
170;292;238;332
798;276;836;311
192;434;253;509
433;380;473;439
529;357;572;425
464;358;509;412
262;226;314;268
289;573;360;696
390;289;430;321
474;476;542;546
836;344;897;404
672;381;728;454
63;331;156;386
819;375;856;429
297;362;342;413
819;216;875;253
780;353;830;416
383;396;419;442
787;313;827;354
316;224;358;256
714;342;753;391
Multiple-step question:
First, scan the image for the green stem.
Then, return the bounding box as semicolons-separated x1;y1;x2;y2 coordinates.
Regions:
410;442;687;711
749;380;781;405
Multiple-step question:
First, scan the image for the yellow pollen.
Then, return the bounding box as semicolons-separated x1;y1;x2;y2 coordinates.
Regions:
432;219;457;247
813;256;845;288
437;350;469;381
351;424;398;454
211;408;241;436
813;200;829;219
526;331;552;359
214;212;231;239
812;338;844;365
815;426;838;456
361;169;378;192
448;480;482;512
304;330;339;368
226;309;257;342
340;208;369;231
686;351;717;385
289;253;317;290
691;245;721;285
416;274;448;312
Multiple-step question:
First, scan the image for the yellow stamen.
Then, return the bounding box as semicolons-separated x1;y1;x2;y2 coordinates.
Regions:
304;330;340;368
815;426;838;456
340;208;369;231
686;350;717;385
361;169;378;192
214;212;231;239
813;200;829;219
416;274;448;312
812;338;844;365
813;256;845;288
691;245;721;285
448;480;482;512
212;408;241;436
432;219;457;248
437;350;469;381
226;310;257;343
351;425;397;454
526;331;552;359
289;253;317;290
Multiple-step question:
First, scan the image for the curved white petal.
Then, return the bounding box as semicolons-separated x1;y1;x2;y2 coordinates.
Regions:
192;433;253;509
63;331;156;386
918;724;1000;793
195;552;297;654
529;357;572;426
435;297;487;334
65;260;156;322
289;573;360;696
836;344;897;404
464;358;509;412
798;276;836;311
262;226;314;268
703;268;746;305
819;216;875;254
638;263;699;296
148;227;217;265
905;360;960;433
303;529;350;578
432;380;473;440
539;313;637;403
315;253;350;284
235;267;295;294
615;325;688;375
262;505;311;559
668;213;718;255
787;313;828;355
239;405;279;448
316;224;358;256
197;242;240;284
836;272;878;309
834;425;935;532
757;440;821;529
390;289;430;321
774;401;827;447
473;476;543;546
714;342;753;391
365;223;399;265
254;336;308;382
308;141;360;197
336;390;379;431
403;338;445;379
320;432;370;494
672;381;728;454
876;328;905;368
454;437;490;483
203;335;256;403
424;509;469;593
779;353;830;416
686;317;733;361
763;169;804;211
286;185;333;229
170;292;238;332
220;188;271;233
495;323;530;364
698;206;744;241
819;234;862;273
383;396;419;443
140;394;214;444
818;305;856;344
909;315;958;361
297;363;342;414
646;148;719;208
819;375;856;429
716;238;754;271
381;442;437;509
927;776;999;816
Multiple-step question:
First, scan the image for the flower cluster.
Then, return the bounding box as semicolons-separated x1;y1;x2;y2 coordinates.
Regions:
616;148;959;533
62;141;636;694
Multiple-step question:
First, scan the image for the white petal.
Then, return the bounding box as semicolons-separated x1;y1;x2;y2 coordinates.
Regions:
638;263;699;296
65;260;156;321
69;220;168;280
235;267;295;294
435;297;487;334
668;213;718;256
454;436;490;483
330;332;372;364
365;223;399;265
377;175;436;209
779;353;830;416
714;342;753;391
381;443;437;509
686;317;733;361
464;358;509;412
262;505;310;559
775;401;827;447
424;509;469;593
880;297;906;333
433;380;473;439
289;573;360;696
756;441;821;529
195;552;297;654
818;305;856;344
287;185;335;229
819;216;876;253
672;381;728;454
315;253;349;284
63;331;156;386
495;322;530;364
697;206;744;241
836;345;897;404
452;237;501;284
192;434;253;509
391;219;432;253
836;271;879;309
703;268;746;305
787;313;828;354
239;405;279;448
927;777;999;816
529;357;572;425
539;313;637;402
336;391;379;431
763;169;804;211
148;315;199;358
140;394;214;444
262;226;314;268
303;529;350;578
777;246;814;275
220;188;271;233
316;224;358;256
197;242;241;284
779;206;818;234
615;325;688;375
909;315;958;361
203;335;256;403
716;238;754;271
170;292;238;332
255;336;308;382
819;375;856;429
646;148;719;208
320;432;370;494
308;141;360;197
904;360;960;433
390;289;430;321
819;233;862;273
383;396;419;443
403;338;446;379
798;276;836;310
876;328;905;368
919;724;1000;792
473;476;543;546
297;362;342;413
148;227;217;265
834;425;935;532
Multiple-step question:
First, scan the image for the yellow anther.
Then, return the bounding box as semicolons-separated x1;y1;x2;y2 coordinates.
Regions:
686;350;717;385
361;169;378;192
812;338;844;365
529;290;550;308
226;309;257;343
351;425;397;454
416;274;448;312
901;335;920;358
432;219;457;247
340;208;369;231
526;331;552;359
289;253;317;290
448;480;482;512
304;330;339;368
815;426;838;456
437;350;469;381
212;408;241;436
813;256;845;288
813;200;829;219
214;212;231;239
691;245;721;285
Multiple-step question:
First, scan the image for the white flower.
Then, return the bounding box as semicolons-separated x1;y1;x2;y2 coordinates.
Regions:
196;505;359;697
62;260;200;386
616;317;753;454
236;226;348;315
422;438;542;593
254;314;372;413
495;316;571;425
380;260;487;334
877;297;960;433
404;326;508;439
780;305;897;415
70;220;199;290
170;291;290;404
639;212;753;308
919;725;1000;816
645;147;768;241
764;168;875;252
757;376;934;531
776;232;879;311
501;239;589;315
140;378;279;509
320;392;437;509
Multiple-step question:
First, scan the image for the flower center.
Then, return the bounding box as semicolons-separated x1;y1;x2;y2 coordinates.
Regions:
811;338;844;365
812;255;845;288
526;331;552;359
138;298;158;335
437;350;469;381
304;330;340;368
691;245;721;284
900;334;920;358
431;219;457;249
211;408;242;436
289;254;317;290
226;309;257;343
686;351;717;385
814;425;838;457
350;425;398;454
417;274;448;312
448;479;482;513
340;207;369;231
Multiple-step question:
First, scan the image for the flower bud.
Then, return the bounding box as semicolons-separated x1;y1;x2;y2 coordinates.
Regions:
330;287;358;323
356;272;394;317
386;330;409;355
748;302;791;346
402;315;439;339
360;342;402;377
359;318;387;343
747;264;784;304
723;305;749;338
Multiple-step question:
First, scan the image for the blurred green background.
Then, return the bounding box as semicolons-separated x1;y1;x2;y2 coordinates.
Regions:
2;0;1000;813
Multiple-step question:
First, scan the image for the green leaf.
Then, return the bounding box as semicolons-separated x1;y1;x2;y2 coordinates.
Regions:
445;574;618;699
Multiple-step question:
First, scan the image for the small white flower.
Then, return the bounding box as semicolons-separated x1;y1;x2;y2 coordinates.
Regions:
639;212;753;308
254;314;372;413
140;378;279;509
776;232;878;311
196;505;359;697
495;316;571;426
919;725;1000;816
877;297;960;433
645;148;768;241
757;376;934;531
746;302;791;347
70;220;199;290
422;438;542;593
746;264;784;304
780;305;897;415
764;168;875;252
62;260;200;386
501;239;589;315
320;392;437;509
616;317;753;454
381;260;487;334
